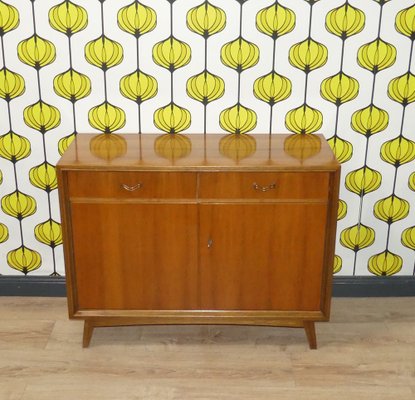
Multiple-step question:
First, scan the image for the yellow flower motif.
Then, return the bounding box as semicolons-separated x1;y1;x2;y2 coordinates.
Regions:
289;38;328;73
0;68;25;101
34;219;63;248
0;131;31;162
7;246;42;275
345;166;382;196
327;136;353;164
219;104;257;134
154;134;192;161
0;0;19;35
89;134;127;161
58;133;75;156
374;195;409;224
49;0;88;36
357;38;396;73
338;199;347;220
320;72;359;106
221;37;260;72
186;70;225;105
410;172;415;192
256;2;295;39
395;4;415;39
1;190;37;220
285;104;323;134
401;226;415;250
187;1;226;38
85;36;123;70
29;162;58;192
153;36;191;72
340;224;375;252
219;133;256;161
88;102;126;133
388;72;415;106
154;103;191;134
54;68;91;103
18;35;56;69
325;3;365;39
0;222;8;244
23;101;61;133
118;1;156;37
380;136;415;167
333;255;342;274
351;105;388;136
368;251;402;276
253;72;292;105
283;133;321;161
120;70;158;104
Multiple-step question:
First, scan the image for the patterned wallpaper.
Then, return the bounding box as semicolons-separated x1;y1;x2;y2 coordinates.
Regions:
0;0;415;278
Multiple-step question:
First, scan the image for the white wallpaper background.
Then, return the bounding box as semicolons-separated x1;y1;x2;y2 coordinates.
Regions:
0;0;415;278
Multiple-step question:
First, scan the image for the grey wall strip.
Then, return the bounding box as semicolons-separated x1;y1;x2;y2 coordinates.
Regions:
1;276;415;298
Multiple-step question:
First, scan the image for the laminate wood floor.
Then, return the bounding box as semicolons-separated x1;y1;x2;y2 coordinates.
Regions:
0;297;414;400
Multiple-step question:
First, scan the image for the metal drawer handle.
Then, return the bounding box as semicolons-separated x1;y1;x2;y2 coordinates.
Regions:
121;183;142;191
252;182;276;192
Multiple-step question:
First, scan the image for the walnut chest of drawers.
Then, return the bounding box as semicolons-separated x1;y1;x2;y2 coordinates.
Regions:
57;133;340;348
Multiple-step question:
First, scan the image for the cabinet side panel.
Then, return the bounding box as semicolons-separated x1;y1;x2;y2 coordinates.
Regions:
320;168;341;318
57;169;77;317
70;203;199;310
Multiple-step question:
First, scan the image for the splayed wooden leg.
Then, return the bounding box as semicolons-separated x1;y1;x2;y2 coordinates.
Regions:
83;320;94;348
304;321;317;349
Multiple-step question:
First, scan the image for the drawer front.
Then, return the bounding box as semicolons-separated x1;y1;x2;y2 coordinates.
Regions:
199;172;329;200
67;171;197;199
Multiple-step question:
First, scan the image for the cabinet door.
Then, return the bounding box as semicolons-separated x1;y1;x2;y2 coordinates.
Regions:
199;203;328;311
70;202;198;310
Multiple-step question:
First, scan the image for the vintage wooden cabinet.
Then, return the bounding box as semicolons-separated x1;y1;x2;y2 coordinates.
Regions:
57;133;340;348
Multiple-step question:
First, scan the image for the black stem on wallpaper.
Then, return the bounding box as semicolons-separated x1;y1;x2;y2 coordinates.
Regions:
47;191;59;276
384;169;400;253
303;3;314;108
136;25;142;134
170;2;174;106
19;220;24;250
12;162;19;194
333;39;346;139
237;3;243;106
308;3;313;40
67;35;73;70
100;1;108;103
31;1;37;35
68;32;78;137
0;36;6;68
6;100;13;136
333;105;340;141
269;36;277;135
72;102;77;135
239;2;243;38
204;38;208;135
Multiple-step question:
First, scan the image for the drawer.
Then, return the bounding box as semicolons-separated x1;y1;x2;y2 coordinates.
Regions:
198;172;329;200
67;171;197;199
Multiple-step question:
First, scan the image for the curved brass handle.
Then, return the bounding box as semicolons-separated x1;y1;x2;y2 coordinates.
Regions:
121;183;142;191
252;182;276;192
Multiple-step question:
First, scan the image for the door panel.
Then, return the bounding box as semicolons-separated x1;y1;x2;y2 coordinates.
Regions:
70;202;198;310
199;203;328;311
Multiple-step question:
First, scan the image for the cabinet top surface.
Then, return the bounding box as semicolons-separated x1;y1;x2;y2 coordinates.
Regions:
57;133;340;171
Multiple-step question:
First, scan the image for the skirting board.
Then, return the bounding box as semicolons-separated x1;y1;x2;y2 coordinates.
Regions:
0;276;414;297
